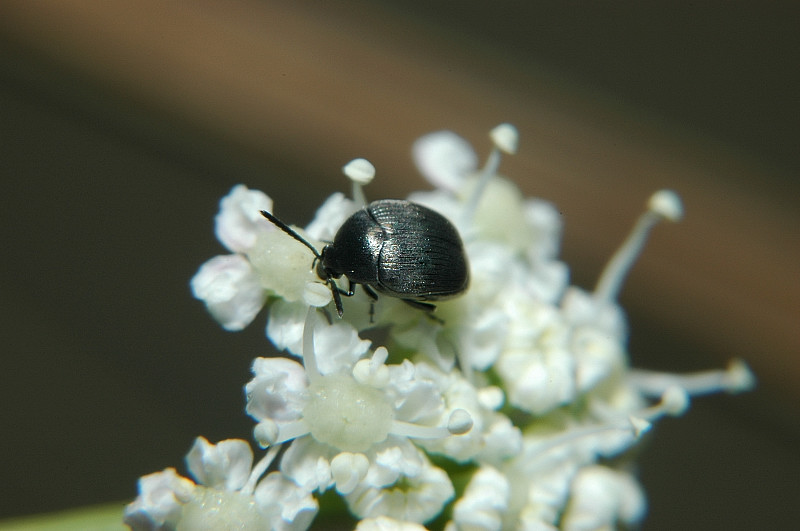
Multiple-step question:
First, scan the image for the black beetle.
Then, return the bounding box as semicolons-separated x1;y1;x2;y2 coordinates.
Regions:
261;199;469;318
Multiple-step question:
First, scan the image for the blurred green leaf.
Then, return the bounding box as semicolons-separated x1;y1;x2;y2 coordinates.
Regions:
0;503;125;531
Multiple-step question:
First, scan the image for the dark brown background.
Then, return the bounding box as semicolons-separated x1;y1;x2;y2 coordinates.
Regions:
1;2;797;529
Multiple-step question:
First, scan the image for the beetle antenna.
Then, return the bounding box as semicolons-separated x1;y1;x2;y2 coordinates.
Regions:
260;210;322;260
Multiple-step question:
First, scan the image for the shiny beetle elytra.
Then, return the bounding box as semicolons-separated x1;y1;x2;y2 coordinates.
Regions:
261;199;469;318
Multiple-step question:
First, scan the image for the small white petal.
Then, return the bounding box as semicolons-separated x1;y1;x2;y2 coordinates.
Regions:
331;452;370;495
253;471;319;530
185;437;253;492
191;254;267;331
412;130;478;191
478;416;523;464
497;348;576;415
311;319;372;375
245;357;308;423
560;287;627;339
347;459;454;523
571;326;624;393
477;386;505;411
215;184;274;253
457;306;509;371
467;177;531;249
304;192;358;241
303;281;332;307
560;466;646;531
363;438;426;489
280;437;335;492
523;198;563;261
513;453;580;528
453;466;510;531
267;300;309;355
123;468;195;530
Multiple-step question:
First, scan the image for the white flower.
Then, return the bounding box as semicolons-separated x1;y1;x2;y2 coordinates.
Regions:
493;301;576;415
185;437;253;492
161;124;756;529
345;443;455;524
192;184;354;334
124;468;194;530
253;472;320;531
409;362;521;464
560;466;646;531
214;184;274;253
451;466;510;531
124;437;317;531
246;309;471;518
191;185;273;331
190;254;266;331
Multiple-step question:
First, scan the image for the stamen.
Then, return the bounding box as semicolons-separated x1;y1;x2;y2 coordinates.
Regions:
463;123;519;225
490;123;519;155
628;359;755;398
447;409;474;435
253;419;279;446
390;408;473;439
240;444;282;495
343;158;375;207
529;416;651;462
302;308;322;382
254;419;310;447
594;189;683;303
352;346;390;387
628;416;652;438
638;387;691;420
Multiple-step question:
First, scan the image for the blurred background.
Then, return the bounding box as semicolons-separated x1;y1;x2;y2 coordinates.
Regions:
0;1;797;529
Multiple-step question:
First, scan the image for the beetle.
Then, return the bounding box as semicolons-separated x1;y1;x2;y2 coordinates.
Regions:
260;199;469;318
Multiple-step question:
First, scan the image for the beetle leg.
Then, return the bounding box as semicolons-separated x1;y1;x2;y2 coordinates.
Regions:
362;284;379;300
360;285;380;324
337;278;356;297
327;278;345;317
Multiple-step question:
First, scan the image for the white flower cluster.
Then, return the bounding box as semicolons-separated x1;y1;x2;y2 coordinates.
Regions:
125;125;754;530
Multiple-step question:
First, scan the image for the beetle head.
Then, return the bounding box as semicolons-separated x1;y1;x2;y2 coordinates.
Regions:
318;245;343;280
